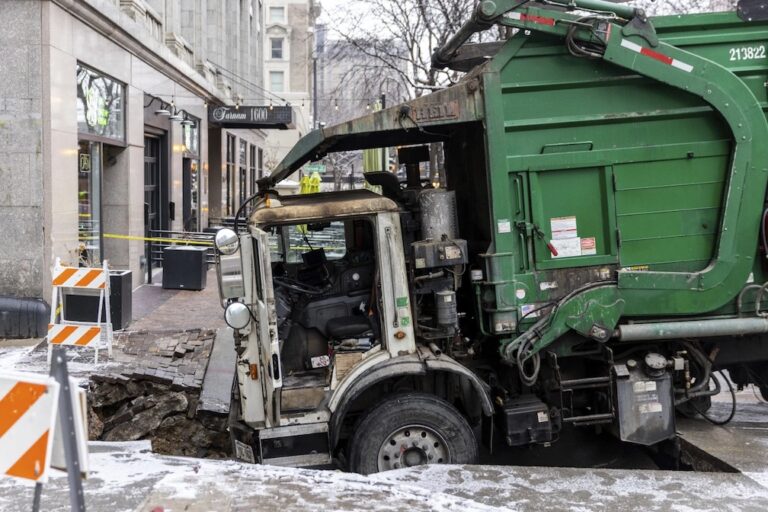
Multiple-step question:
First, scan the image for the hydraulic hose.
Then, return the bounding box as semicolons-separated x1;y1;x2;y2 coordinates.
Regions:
675;341;713;399
690;371;737;426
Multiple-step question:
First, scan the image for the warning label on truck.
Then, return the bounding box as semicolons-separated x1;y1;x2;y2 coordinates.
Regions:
550;216;577;240
580;237;596;256
550;237;581;258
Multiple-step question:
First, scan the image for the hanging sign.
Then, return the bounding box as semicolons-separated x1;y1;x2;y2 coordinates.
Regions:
208;105;294;129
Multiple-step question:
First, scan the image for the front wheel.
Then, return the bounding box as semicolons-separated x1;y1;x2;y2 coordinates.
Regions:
347;393;478;475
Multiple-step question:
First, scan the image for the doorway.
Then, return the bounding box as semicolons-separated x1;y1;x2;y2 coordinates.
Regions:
144;134;167;283
182;157;200;231
77;140;102;266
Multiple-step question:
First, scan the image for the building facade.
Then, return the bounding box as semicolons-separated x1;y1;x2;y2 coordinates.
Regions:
262;0;318;178
0;0;269;301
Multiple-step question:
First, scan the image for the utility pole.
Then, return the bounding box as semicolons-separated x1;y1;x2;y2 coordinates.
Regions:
313;56;318;129
380;93;387;171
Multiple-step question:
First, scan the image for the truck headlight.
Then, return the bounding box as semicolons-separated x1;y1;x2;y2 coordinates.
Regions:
215;228;240;255
225;302;251;330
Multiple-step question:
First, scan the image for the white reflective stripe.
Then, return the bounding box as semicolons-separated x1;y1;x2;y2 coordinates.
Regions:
620;38;693;73
0;379;15;403
506;12;522;20
672;59;694;73
620;38;642;53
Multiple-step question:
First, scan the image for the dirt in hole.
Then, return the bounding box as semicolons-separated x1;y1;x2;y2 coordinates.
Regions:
87;376;231;459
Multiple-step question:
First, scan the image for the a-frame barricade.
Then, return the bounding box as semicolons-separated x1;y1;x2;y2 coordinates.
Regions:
47;258;113;364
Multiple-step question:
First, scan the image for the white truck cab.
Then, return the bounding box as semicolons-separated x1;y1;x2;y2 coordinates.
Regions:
215;189;492;473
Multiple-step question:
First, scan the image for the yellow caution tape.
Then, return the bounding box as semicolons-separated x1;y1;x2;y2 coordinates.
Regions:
101;233;214;246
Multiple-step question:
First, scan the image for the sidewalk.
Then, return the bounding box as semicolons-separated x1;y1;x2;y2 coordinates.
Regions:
130;269;226;332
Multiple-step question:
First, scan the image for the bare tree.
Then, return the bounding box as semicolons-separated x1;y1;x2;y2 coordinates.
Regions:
638;0;736;15
326;0;505;98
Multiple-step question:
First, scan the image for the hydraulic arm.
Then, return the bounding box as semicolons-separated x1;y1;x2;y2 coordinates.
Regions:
433;1;768;364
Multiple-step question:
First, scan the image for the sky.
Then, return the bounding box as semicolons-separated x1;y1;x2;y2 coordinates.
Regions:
318;0;345;24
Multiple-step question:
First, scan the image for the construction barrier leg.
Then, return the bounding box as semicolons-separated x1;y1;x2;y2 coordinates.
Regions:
50;347;86;512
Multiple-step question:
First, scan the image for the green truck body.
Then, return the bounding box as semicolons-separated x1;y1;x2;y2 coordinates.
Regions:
265;5;768;352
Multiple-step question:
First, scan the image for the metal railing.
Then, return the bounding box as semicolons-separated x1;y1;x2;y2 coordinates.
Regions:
147;230;217;266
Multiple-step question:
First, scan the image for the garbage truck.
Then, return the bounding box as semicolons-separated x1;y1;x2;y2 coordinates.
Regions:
213;0;768;474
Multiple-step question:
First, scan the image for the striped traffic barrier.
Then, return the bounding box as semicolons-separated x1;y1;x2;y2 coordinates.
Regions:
48;258;113;364
0;372;60;483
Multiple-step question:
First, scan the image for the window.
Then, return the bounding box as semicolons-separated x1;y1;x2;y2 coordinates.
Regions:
269;71;284;92
270;38;284;59
78;141;102;265
249;145;257;194
225;134;237;216
239;139;248;204
76;64;125;141
269;6;284;23
270;222;347;263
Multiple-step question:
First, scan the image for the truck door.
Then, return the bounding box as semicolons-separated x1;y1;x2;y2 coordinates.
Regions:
528;166;619;269
252;227;283;424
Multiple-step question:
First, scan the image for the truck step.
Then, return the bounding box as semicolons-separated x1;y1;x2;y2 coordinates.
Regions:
259;422;332;467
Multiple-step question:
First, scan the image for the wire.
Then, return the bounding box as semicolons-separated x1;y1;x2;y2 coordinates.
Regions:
516;337;541;387
690;371;736;426
515;302;557;335
210;60;290;103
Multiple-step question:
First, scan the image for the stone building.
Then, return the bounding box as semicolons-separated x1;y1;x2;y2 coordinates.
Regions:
262;0;319;177
0;0;270;301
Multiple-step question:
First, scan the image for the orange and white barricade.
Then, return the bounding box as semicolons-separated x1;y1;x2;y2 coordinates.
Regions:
0;372;60;483
48;258;113;363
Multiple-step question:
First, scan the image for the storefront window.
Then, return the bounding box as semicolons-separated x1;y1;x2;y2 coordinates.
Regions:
225;134;237;216
249;145;257;194
182;118;200;156
239;140;248;204
76;64;125;141
190;160;199;229
76;64;124;266
78;141;102;265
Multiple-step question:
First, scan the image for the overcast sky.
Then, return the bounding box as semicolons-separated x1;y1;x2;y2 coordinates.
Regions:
318;0;344;24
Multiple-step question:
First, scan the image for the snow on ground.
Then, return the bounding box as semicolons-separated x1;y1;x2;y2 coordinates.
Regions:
0;339;123;386
3;440;768;512
0;442;497;512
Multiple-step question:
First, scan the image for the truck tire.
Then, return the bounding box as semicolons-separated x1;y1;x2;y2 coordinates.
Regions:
347;392;478;475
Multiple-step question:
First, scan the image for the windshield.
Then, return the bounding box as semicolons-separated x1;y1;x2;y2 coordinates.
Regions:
268;222;347;263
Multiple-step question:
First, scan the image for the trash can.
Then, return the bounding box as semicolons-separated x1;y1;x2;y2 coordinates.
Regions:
63;270;133;330
163;246;208;290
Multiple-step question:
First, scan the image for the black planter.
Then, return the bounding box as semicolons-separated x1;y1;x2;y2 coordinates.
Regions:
162;246;208;290
63;270;133;330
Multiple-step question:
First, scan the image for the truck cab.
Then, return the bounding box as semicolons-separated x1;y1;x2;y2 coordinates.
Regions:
216;189;491;473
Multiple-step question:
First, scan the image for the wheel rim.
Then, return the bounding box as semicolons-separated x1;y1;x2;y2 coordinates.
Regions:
376;424;451;472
